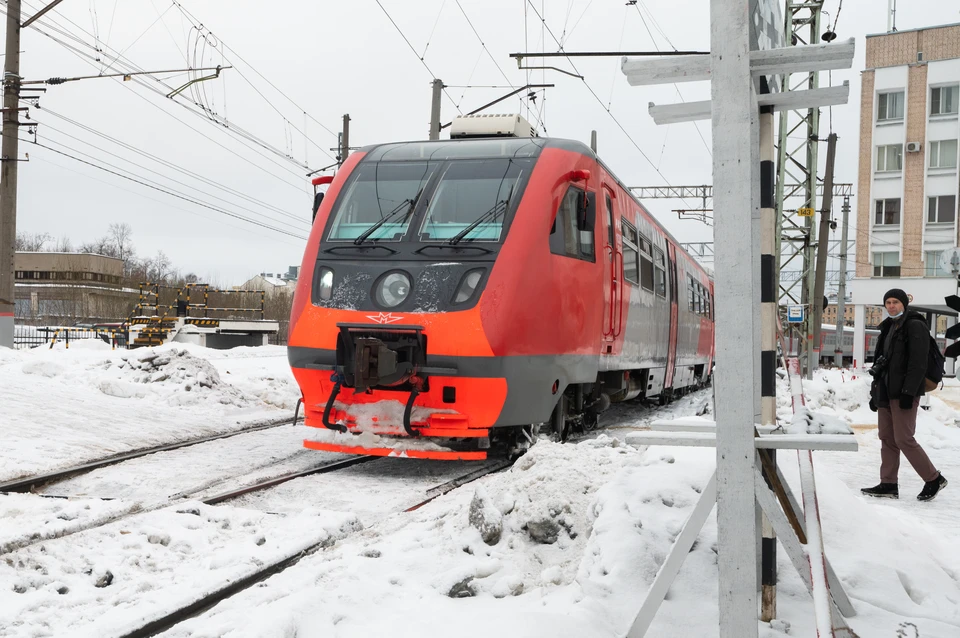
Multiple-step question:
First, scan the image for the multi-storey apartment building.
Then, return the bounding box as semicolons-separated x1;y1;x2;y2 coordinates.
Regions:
850;23;960;366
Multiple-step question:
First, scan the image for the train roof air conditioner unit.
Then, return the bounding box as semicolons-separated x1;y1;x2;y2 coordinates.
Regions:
449;114;535;139
906;142;922;153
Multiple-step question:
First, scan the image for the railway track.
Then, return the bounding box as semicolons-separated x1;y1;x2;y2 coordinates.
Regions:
111;458;513;638
0;413;297;494
0;452;368;556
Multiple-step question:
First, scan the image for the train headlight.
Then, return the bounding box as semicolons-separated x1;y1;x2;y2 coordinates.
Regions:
375;271;411;308
453;269;484;304
318;267;334;300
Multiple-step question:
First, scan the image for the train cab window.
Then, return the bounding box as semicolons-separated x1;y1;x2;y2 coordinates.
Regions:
654;248;666;297
550;186;596;262
621;220;640;284
638;233;654;292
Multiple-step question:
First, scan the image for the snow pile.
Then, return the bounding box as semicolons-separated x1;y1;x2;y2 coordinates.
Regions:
155;438;722;638
1;343;298;482
95;348;248;406
786;406;854;435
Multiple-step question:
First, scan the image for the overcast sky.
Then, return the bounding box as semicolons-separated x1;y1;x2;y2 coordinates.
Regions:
11;0;960;284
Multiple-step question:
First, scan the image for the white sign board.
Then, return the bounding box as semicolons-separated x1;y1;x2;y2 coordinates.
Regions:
787;305;804;323
749;0;785;92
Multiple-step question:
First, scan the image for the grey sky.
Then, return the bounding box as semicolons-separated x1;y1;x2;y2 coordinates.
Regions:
11;0;960;284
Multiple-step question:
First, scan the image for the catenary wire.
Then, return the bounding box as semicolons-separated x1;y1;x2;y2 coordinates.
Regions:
523;0;694;202
32;112;310;228
7;5;312;191
374;0;463;115
14;132;309;240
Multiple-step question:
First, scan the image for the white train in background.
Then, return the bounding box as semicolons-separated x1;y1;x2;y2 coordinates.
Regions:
782;324;946;366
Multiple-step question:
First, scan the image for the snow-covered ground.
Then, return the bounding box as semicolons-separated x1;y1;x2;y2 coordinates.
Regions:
2;342;960;637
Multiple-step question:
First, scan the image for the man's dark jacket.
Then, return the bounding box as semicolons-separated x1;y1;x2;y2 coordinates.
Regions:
873;310;929;406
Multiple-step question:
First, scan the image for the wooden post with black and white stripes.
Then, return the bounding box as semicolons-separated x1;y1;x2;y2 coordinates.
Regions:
759;101;778;621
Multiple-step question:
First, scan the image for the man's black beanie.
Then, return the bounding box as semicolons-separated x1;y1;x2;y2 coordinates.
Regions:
883;288;909;307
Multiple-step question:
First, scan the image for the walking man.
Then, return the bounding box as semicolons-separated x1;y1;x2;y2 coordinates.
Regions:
863;288;947;501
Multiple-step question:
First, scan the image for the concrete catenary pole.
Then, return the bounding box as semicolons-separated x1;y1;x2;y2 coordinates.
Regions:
341;114;350;166
428;78;443;141
834;196;850;367
711;0;760;634
0;0;21;348
811;133;838;371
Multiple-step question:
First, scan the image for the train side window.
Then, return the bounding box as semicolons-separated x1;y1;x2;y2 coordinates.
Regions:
638;233;654;292
605;195;614;246
550;186;579;258
688;275;696;312
653;247;666;297
579;192;596;261
622;220;640;285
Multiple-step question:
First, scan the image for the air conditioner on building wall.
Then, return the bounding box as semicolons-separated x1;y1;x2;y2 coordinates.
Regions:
906;142;922;153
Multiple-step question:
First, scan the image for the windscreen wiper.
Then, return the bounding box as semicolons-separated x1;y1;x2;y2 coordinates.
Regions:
353;189;423;245
448;196;511;246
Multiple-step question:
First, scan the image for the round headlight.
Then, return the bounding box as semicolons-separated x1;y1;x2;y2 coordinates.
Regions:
375;272;411;308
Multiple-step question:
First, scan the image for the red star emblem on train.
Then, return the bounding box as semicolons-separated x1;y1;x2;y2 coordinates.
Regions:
366;312;405;324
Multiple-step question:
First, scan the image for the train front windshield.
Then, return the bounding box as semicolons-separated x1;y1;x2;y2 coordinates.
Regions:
325;156;535;245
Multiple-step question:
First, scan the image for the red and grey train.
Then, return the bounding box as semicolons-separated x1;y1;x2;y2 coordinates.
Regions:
288;124;715;460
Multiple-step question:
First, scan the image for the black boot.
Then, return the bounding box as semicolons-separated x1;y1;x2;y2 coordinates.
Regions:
917;474;948;502
861;482;899;499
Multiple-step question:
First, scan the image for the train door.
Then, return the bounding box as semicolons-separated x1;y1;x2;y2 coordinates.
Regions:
664;243;679;389
602;187;622;349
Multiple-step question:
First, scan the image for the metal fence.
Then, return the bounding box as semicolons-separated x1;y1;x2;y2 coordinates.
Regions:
13;325;127;350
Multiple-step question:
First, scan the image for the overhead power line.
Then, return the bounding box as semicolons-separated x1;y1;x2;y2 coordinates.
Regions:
15;133;308;241
374;0;463;116
15;0;337;170
5;3;311;191
33;115;310;231
522;0;694;200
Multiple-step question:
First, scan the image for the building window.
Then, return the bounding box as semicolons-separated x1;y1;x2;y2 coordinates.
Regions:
925;250;953;277
928;195;956;223
876;144;903;172
621;220;640;285
873;252;900;277
929;140;958;169
874;198;901;225
878;91;904;120
931;85;959;116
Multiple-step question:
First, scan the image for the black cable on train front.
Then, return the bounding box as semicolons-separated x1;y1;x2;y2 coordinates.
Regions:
321;379;347;432
402;387;421;437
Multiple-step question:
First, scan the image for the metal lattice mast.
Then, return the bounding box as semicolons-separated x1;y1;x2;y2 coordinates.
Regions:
774;0;824;377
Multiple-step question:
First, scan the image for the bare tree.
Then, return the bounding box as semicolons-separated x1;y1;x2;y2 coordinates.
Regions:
107;223;135;263
15;231;52;251
54;236;74;252
147;250;173;283
79;236;112;256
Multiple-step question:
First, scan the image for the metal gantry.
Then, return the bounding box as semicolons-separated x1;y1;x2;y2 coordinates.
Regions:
775;0;827;375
